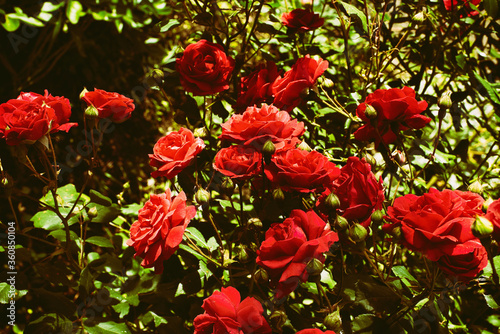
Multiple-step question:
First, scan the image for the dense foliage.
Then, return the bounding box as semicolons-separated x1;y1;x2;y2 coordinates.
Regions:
1;0;500;333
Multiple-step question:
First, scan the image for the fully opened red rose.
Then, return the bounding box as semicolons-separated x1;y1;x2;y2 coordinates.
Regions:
193;286;272;334
272;55;328;111
383;188;487;281
82;88;135;123
281;9;325;32
176;39;235;96
443;0;481;16
235;61;280;113
319;157;384;227
126;189;196;274
256;210;338;299
265;149;340;193
0;90;77;146
213;145;262;182
220;104;304;152
354;86;430;146
149;127;205;179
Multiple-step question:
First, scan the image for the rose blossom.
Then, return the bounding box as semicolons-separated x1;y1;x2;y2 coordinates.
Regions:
319;157;384;227
193;286;272;334
0;90;77;146
383;188;487;281
281;9;324;32
485;199;500;243
149;127;205;179
176;39;235;96
235;61;280;113
220;104;304;152
256;210;338;299
126;189;196;274
82;88;135;123
354;86;430;146
213;145;262;182
265;149;340;193
271;55;328;111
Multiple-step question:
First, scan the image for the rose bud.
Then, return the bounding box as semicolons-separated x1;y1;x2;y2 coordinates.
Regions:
262;139;276;159
438;91;453;110
306;258;324;277
349;223;368;243
324;310;342;331
297;140;312;151
248;217;263;230
389;225;402;241
193;127;208;138
84;105;99;119
322;78;334;89
413;11;425;22
371;210;384;223
238;245;250;263
220;177;235;196
79;87;89;99
483;197;494;211
272;187;285;202
334;215;349;231
472;215;494;239
364;104;378;120
254;267;269;284
324;192;341;212
195;188;210;205
468;180;483;194
151;68;164;84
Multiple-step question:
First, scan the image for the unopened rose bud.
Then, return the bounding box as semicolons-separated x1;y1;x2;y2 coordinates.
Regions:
483;197;494;211
220;177;235;196
468;180;483;194
85;105;99;119
322;78;334;89
248;217;263;230
79;87;89;100
371;210;384;223
193;127;208;138
238;246;250;263
269;310;287;329
472;215;494;239
88;206;98;219
324;192;341;212
324;310;342;331
413;11;425;22
364;104;378;119
438;91;453;110
306;258;324;277
333;215;348;232
391;150;406;165
272;187;285;202
254;267;269;283
151;68;164;83
390;226;402;241
195;188;211;205
349;223;368;243
297;141;312;151
262;140;276;163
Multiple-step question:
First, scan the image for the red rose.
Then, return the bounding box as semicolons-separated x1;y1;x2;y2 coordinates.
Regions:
436;247;488;281
193;286;272;334
0;90;77;146
126;189;196;274
443;0;481;16
319;157;384;227
383;188;487;281
213;145;262;182
256;210;338;299
354;86;430;146
149;127;205;179
272;55;328;111
265;149;340;193
82;88;135;123
220;104;304;152
281;9;324;32
176;39;235;96
235;61;280;113
296;330;337;334
485;199;500;243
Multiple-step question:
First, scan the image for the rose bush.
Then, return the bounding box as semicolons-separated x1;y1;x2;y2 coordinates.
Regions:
281;9;324;32
256;210;338;299
213;145;262;182
126;189;196;274
271;55;328;111
149;127;205;179
176;39;235;96
264;149;340;193
383;188;487;281
235;61;280;113
354;86;430;146
193;286;272;334
220;104;304;152
0;90;77;145
319;157;384;227
81;88;135;123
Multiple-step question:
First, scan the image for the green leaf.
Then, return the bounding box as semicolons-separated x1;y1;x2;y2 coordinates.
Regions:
484;294;500;310
48;229;79;242
79;267;94;297
0;282;28;304
91;203;120;223
473;72;500;104
339;1;368;34
89;189;112;206
185;227;208;248
455;54;466;69
26;313;73;333
40;184;90;207
1;15;20;31
66;0;83;25
121;203;142;216
160;19;179;32
86;236;114;248
84;321;131;334
392;266;419;289
483;255;500;277
142;311;169;327
112;302;130;319
31;210;66;230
